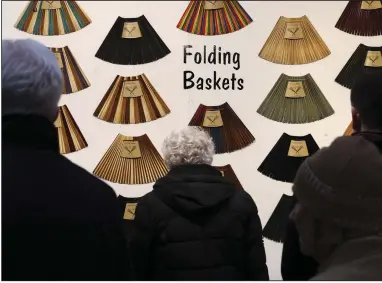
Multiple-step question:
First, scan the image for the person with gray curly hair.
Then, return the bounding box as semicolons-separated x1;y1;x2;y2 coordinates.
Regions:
2;39;130;280
131;126;269;281
162;126;215;168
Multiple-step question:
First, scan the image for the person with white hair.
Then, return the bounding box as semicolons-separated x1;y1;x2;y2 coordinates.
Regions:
130;126;269;280
2;39;130;280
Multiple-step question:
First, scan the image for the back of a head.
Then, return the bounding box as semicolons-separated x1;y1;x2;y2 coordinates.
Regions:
162;127;215;169
351;73;382;130
292;135;382;279
291;136;382;264
2;39;63;122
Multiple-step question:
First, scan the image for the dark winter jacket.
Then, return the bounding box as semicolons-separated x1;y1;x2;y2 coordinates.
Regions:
130;164;269;281
281;195;318;281
281;132;382;281
2;115;130;281
311;236;382;280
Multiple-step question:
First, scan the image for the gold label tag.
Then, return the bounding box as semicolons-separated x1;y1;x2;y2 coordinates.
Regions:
123;203;137;220
220;170;225;177
202;110;224;128
120;140;142;159
41;1;62;9
122;22;142;39
364;51;382;67
54;52;63;69
288;140;309;157
54;116;62;128
204;1;225;10
284;22;304;39
285;81;306;98
361;1;382;10
122;81;144;98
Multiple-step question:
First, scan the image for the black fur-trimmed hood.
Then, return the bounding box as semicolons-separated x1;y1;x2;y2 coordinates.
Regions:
153;164;235;214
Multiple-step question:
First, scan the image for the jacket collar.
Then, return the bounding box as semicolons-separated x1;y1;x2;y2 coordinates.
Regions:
353;131;382;152
166;164;222;177
153;164;235;214
2;114;59;153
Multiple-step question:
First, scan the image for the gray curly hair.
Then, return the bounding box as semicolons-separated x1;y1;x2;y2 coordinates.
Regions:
162;127;215;169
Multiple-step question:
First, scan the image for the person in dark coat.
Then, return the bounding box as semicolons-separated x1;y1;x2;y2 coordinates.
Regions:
2;39;130;281
291;136;382;280
281;73;382;280
130;127;269;281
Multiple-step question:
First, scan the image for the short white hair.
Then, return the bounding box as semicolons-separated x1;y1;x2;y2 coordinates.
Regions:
162;127;215;169
2;39;63;121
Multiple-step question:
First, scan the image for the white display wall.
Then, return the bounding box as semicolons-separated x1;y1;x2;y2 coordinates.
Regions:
3;1;382;279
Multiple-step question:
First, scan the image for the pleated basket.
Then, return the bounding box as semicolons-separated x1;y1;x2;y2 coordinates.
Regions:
257;73;334;124
344;121;354;136
335;44;382;89
188;102;255;154
14;1;91;36
259;16;330;65
263;194;295;243
94;74;170;124
95;15;170;65
335;1;382;36
93;134;168;184
258;133;320;183
177;1;253;36
214;164;243;190
54;105;88;154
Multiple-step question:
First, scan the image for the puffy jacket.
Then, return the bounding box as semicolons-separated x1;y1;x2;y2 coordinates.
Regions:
131;164;269;281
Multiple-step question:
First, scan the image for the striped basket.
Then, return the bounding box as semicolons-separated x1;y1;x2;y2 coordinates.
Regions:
177;1;253;36
188;102;255;154
14;1;91;36
94;74;170;124
259;16;331;65
54;105;88;154
49;46;90;94
93;134;168;185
